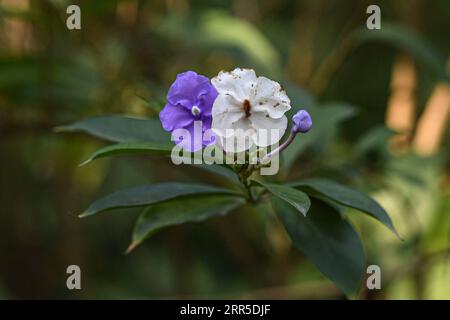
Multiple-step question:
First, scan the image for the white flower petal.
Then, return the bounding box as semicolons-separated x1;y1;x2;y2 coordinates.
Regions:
216;135;253;154
217;135;253;153
249;112;287;147
212;111;244;138
211;68;291;153
218;117;257;152
251;76;291;119
211;93;242;117
212;68;257;100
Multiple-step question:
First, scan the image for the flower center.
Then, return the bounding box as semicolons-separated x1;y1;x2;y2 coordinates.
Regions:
243;99;251;118
191;105;201;117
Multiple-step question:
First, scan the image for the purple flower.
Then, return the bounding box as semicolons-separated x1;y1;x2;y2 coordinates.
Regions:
292;110;312;133
159;71;218;151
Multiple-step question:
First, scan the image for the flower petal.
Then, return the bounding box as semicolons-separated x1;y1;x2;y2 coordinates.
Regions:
173;121;207;152
249;112;287;147
159;103;194;131
197;85;218;117
212;111;245;138
212;93;243;117
167;71;212;108
212;68;257;101
251;76;291;119
216;117;257;153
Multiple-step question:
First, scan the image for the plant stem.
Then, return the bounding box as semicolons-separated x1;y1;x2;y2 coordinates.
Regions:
262;131;297;164
238;166;257;203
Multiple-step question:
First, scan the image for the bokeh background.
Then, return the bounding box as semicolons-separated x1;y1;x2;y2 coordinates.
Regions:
0;0;449;299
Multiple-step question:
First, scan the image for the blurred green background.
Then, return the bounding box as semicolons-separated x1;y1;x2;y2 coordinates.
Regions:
0;0;449;299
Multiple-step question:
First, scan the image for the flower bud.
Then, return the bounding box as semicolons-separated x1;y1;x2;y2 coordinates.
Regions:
292;110;312;133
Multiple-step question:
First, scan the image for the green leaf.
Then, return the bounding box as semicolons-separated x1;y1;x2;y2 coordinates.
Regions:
56;115;170;143
199;10;281;75
79;141;174;166
80;182;243;218
354;125;396;156
254;181;311;216
128;195;245;252
351;24;449;83
290;178;400;238
283;82;317;117
157;10;281;76
273;198;365;295
190;164;244;187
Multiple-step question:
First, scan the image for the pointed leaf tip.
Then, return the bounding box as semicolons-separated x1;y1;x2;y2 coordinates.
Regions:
80;182;243;218
78;159;91;167
254;180;311;216
290;178;401;239
125;241;139;255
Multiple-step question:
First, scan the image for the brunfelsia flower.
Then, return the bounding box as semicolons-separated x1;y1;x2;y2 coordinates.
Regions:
211;68;291;152
159;71;218;151
292;110;312;133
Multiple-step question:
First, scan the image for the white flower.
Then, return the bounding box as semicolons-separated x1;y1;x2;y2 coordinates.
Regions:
211;68;291;152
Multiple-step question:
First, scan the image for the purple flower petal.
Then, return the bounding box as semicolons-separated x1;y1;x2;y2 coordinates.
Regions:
200;115;212;132
160;70;218;151
175;121;203;152
159;103;193;131
172;120;216;152
197;86;218;117
167;71;212;109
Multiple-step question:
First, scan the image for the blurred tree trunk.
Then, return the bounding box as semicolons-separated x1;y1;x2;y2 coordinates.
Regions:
386;55;417;152
413;58;450;156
